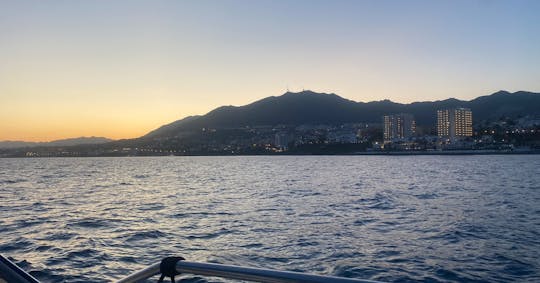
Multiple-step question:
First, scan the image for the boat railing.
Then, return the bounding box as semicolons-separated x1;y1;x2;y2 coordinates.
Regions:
0;254;40;283
116;257;383;283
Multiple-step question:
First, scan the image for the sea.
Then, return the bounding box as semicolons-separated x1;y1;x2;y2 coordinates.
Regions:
1;155;539;283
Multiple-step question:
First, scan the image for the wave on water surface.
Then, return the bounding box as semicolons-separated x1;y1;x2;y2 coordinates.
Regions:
0;155;539;282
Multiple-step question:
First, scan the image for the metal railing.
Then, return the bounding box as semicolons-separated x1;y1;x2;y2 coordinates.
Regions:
117;258;382;283
0;254;41;283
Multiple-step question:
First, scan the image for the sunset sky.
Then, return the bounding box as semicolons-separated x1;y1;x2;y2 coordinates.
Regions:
1;0;539;141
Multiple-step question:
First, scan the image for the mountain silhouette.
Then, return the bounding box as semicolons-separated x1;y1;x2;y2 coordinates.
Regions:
145;90;540;138
0;136;113;149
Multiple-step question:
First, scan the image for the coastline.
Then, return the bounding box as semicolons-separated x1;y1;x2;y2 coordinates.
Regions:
1;149;540;158
351;149;540;155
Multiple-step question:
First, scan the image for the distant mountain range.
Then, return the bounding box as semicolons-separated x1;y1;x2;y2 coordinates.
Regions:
0;137;113;149
146;90;540;138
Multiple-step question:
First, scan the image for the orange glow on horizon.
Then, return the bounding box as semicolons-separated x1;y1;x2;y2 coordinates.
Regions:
0;119;162;142
0;97;209;142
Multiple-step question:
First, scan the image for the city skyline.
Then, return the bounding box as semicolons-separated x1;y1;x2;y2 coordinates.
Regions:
1;0;539;141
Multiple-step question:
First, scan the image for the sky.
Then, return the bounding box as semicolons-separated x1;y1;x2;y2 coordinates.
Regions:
1;0;539;141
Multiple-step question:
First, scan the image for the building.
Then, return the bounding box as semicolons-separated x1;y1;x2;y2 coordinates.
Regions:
437;108;473;140
274;132;290;150
383;113;416;142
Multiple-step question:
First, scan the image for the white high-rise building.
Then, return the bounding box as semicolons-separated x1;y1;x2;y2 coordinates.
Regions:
274;132;289;150
437;108;473;139
383;113;416;142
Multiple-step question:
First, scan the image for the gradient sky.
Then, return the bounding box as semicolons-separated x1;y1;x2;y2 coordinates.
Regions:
1;0;539;141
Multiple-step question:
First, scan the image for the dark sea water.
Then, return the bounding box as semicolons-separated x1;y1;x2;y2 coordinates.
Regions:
1;156;539;283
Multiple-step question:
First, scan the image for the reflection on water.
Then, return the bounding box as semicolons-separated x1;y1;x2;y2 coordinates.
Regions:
1;156;539;282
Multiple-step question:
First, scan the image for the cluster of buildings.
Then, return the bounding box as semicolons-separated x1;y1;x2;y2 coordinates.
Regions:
383;108;473;149
270;107;480;152
6;106;539;157
273;123;375;151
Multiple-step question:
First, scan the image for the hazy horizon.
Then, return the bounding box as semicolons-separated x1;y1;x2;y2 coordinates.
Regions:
2;0;539;141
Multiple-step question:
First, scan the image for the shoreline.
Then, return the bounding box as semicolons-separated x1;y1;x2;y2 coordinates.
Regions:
1;149;539;158
351;149;540;155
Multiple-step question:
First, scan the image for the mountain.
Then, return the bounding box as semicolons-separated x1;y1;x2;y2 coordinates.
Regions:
144;115;201;138
145;90;540;138
0;137;113;149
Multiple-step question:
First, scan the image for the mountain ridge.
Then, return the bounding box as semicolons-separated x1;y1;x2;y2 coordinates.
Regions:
4;91;538;147
0;136;113;149
145;90;540;138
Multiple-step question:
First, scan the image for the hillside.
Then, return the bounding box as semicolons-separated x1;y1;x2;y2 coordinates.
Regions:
145;90;540;138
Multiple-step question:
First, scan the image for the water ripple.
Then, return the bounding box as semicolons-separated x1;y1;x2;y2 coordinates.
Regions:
0;155;539;282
